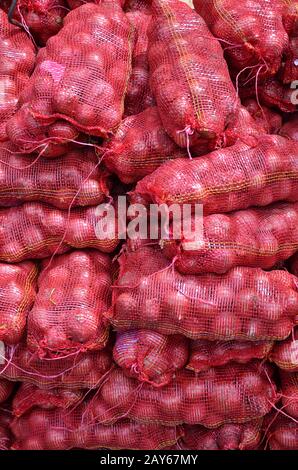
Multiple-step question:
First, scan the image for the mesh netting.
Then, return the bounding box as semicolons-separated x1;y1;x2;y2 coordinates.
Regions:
113;330;189;386
110;246;298;341
0;10;35;142
280;370;298;419
280;114;298;141
193;0;288;76
0;343;112;389
282;0;298;36
0;261;37;345
67;0;126;10
0;202;118;262
187;340;273;373
269;329;298;371
171;420;263;450
0;379;13;404
124;11;154;116
281;36;298;84
11;408;182;450
124;0;152;12
0;143;109;209
290;253;298;276
104;107;186;184
6;3;134;152
27;250;112;356
1;0;67;46
239;77;296;113
162;202;298;275
133;135;298;214
12;382;83;417
86;362;277;427
243;98;282;134
147;0;239;149
0;407;12;450
267;415;298;449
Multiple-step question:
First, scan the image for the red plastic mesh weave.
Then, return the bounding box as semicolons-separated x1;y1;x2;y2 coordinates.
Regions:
124;0;152;12
27;250;112;356
12;383;83;418
1;0;67;46
281;37;298;84
172;421;263;450
243;98;283;134
125;11;155;116
0;10;35;142
269;329;298;371
110;246;298;341
239;77;296;113
11;410;183;450
6;3;134;152
67;0;126;10
193;0;288;76
290;253;298;276
280;370;298;419
0;261;37;345
147;0;239;149
187;340;273;373
104;107;186;183
267;415;298;449
0;202;118;262
280;114;298;141
0;343;112;389
162;202;298;275
0;380;13;404
86;362;277;427
0;143;109;209
0;407;12;450
133;135;298;214
113;330;189;386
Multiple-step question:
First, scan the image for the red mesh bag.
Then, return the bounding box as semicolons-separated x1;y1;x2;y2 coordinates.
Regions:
6;2;134;152
280;370;298;419
104;107;186;183
243;98;282;134
125;11;154;116
0;343;112;390
267;415;298;449
27;250;112;356
173;421;263;450
239;78;296;113
12;383;83;418
269;329;298;371
280;114;298;141
147;0;239;149
125;0;152;12
0;202;118;262
1;0;67;46
162;202;298;275
290;253;298;276
0;10;35;142
282;0;298;36
281;37;298;84
0;143;109;209
87;362;277;427
113;330;189;386
133;135;298;214
193;0;288;76
11;407;182;450
67;0;125;10
187;340;273;373
0;380;13;404
0;407;12;450
110;246;298;341
0;261;37;345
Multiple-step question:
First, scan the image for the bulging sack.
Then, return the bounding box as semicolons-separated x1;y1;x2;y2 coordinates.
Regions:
267;415;298;450
269;329;298;371
6;3;134;151
27;250;112;356
0;10;35;141
87;362;277;427
147;0;239;149
280;114;298;142
0;143;110;209
133;135;298;214
113;330;189;386
0;261;37;344
0;202;119;262
280;370;298;419
0;379;13;404
111;246;298;341
243;98;282;134
187;340;273;373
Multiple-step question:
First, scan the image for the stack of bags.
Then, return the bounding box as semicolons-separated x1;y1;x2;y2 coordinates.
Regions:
0;0;297;450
